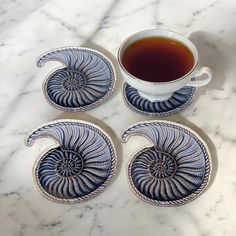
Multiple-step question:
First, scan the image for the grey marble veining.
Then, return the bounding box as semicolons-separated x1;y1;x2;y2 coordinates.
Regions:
0;0;236;235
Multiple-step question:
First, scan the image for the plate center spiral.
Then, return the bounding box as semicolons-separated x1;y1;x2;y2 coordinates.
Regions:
149;150;177;179
56;150;83;177
63;71;86;91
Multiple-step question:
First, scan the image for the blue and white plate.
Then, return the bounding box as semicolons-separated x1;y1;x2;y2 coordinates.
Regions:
123;83;196;116
122;121;211;206
37;47;116;112
25;120;117;203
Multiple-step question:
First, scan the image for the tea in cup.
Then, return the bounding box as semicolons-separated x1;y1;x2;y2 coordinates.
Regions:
118;29;212;101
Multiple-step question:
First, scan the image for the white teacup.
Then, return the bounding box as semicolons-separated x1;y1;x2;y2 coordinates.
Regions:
118;29;212;102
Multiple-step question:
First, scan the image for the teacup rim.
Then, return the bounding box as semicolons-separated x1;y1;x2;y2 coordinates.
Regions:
117;29;199;85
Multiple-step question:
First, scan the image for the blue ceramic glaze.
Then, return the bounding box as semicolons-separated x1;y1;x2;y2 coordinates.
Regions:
123;83;196;116
26;120;116;203
37;47;116;112
122;121;211;206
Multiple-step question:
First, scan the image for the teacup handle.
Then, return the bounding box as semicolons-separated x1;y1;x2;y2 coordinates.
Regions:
187;67;212;87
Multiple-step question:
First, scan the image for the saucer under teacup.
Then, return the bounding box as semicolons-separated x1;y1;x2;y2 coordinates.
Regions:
37;47;116;112
123;83;196;116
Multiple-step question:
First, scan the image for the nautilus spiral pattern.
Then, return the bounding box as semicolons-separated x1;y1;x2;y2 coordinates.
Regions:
26;120;116;203
37;47;116;112
122;121;211;206
123;83;196;116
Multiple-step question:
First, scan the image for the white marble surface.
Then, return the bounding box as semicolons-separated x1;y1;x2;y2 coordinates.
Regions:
0;0;236;235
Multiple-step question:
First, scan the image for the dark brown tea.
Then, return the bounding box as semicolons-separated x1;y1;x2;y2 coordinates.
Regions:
122;37;194;82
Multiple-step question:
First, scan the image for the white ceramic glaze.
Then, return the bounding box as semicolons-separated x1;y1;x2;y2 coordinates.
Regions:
118;29;212;101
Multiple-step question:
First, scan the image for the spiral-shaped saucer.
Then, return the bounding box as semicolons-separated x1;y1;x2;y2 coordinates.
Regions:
122;121;211;206
26;120;116;203
37;47;116;112
123;83;196;116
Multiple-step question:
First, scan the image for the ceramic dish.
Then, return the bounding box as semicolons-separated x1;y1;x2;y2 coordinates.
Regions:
25;120;117;203
122;120;211;206
123;83;196;116
37;47;116;112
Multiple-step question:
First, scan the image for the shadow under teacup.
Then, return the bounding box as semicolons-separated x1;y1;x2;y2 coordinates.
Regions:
118;29;212;102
